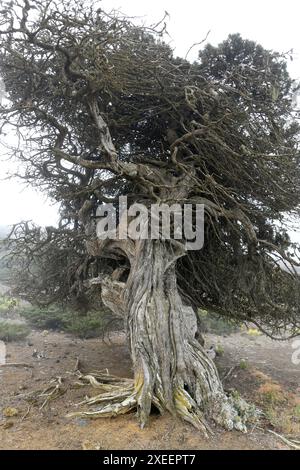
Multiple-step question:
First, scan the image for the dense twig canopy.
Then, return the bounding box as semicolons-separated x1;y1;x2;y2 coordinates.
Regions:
1;0;300;336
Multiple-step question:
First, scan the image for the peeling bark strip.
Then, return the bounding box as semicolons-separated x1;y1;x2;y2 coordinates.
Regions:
77;237;256;434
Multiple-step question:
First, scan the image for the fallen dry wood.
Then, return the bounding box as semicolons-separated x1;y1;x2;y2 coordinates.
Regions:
268;430;300;450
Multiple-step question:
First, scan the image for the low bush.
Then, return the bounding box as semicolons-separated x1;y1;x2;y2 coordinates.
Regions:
0;321;30;342
21;305;122;339
198;309;241;335
0;295;18;316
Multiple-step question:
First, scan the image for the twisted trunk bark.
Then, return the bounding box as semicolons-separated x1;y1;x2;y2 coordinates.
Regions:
123;239;251;434
78;237;254;434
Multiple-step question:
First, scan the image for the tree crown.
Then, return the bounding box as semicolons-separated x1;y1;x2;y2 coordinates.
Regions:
1;0;300;337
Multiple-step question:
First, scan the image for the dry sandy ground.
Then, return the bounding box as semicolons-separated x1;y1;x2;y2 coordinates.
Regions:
0;325;299;450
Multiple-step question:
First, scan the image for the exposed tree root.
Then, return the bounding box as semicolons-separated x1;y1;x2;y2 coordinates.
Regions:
23;376;66;409
38;376;66;409
67;370;258;436
68;372;136;419
268;430;300;450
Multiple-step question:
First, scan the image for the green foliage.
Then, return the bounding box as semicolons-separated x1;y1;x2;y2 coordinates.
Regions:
21;305;121;339
215;344;224;356
239;359;249;370
63;313;116;339
0;321;30;342
21;305;66;330
0;295;121;339
0;295;18;315
198;309;241;335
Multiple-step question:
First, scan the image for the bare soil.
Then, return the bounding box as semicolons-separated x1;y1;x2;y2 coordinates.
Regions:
0;324;299;450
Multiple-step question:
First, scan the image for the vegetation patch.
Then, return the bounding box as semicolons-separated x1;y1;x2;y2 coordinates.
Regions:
198;309;241;335
239;359;249;370
253;370;300;435
0;295;18;316
247;328;262;337
21;305;121;339
258;382;286;405
0;321;30;342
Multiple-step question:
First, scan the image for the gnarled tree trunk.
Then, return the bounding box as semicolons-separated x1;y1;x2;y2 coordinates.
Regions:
124;239;250;434
78;237;253;435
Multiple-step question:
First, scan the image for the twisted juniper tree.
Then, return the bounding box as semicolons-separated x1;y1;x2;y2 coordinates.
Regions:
1;0;300;434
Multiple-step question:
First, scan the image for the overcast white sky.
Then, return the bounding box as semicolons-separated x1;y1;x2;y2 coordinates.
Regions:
0;0;300;238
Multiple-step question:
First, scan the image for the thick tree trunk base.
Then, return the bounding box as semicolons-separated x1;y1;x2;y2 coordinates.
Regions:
68;370;256;436
69;241;257;436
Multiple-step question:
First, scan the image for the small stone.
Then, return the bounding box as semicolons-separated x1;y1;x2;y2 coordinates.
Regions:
75;418;89;427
